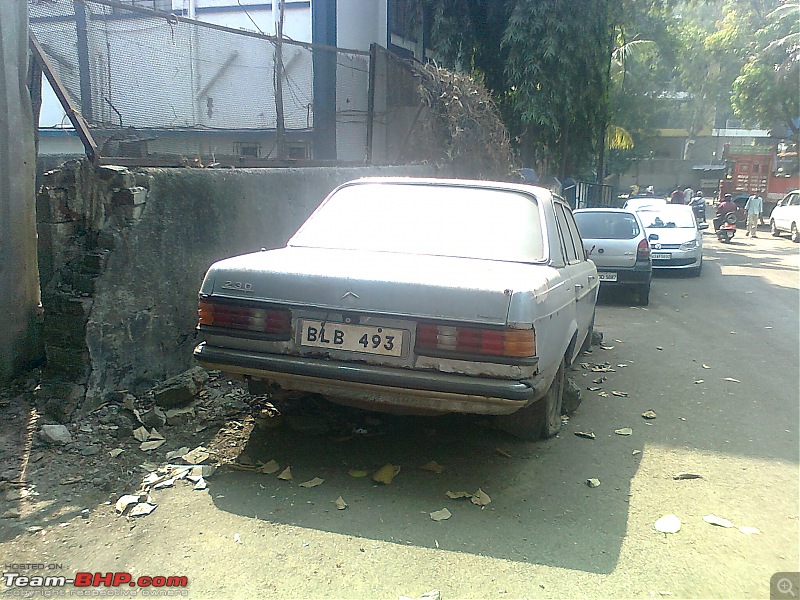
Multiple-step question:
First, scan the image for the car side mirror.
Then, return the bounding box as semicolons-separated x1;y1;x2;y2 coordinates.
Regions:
698;223;709;230
648;233;659;241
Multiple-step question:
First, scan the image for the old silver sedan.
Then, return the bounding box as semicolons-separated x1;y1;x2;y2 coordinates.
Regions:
193;178;598;439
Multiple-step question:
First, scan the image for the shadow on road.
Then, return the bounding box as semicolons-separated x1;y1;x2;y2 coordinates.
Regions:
209;398;640;574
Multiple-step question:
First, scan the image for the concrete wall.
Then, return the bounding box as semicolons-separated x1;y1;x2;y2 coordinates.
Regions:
37;161;437;415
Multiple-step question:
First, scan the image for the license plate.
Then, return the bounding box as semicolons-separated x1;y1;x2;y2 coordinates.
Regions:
299;320;404;357
598;272;618;282
652;252;671;260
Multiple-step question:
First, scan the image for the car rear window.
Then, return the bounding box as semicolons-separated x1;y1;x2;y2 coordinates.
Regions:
574;212;640;240
638;208;696;228
289;182;546;262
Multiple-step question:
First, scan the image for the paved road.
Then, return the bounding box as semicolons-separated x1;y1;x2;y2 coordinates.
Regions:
3;228;798;599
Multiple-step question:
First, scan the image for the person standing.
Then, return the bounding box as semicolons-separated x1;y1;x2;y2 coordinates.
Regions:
670;187;684;204
744;193;763;238
684;186;694;204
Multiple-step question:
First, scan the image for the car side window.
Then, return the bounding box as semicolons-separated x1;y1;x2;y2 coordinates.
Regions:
791;194;800;206
563;207;587;262
554;204;581;264
551;205;572;265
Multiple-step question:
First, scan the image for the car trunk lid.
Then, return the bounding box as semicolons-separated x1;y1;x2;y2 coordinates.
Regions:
201;247;526;326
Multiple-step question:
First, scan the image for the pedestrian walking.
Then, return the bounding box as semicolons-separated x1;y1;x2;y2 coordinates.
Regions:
670;187;684;204
744;194;763;238
684;186;694;204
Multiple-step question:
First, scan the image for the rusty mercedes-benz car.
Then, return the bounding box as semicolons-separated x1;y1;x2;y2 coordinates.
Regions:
193;177;598;439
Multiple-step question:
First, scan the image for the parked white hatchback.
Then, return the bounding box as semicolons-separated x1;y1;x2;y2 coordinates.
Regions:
769;190;800;242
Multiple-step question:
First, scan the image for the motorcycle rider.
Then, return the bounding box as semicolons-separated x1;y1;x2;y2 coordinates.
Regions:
714;193;738;231
690;190;706;223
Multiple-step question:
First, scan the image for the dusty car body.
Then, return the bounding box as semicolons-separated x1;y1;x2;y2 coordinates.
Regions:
193;178;598;439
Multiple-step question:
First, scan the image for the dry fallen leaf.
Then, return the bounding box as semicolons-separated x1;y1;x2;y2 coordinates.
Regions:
445;490;472;499
738;526;761;534
588;386;602;391
655;514;681;533
694;380;704;384
334;496;347;510
703;514;734;528
470;488;491;506
133;427;149;442
193;477;207;490
419;461;446;474
148;429;165;440
575;431;596;440
612;391;628;397
182;446;210;464
277;467;293;481
257;460;280;474
494;448;512;458
722;377;741;383
372;463;401;485
109;449;124;458
632;450;642;456
348;468;369;478
673;472;703;480
598;392;610;398
586;478;601;488
614;428;633;436
702;364;711;369
299;477;324;488
430;508;452;521
642;410;657;419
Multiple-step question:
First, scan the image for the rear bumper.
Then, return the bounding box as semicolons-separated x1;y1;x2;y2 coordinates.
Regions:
194;343;544;415
596;262;651;286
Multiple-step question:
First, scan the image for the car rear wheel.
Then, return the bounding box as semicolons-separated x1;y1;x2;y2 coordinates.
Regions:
496;356;565;441
636;283;650;306
771;220;781;237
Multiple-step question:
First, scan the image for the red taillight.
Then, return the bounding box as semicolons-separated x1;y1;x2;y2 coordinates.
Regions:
637;238;651;259
415;323;535;358
198;299;291;337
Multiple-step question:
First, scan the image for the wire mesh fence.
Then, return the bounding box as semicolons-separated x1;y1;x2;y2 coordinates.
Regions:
29;0;373;165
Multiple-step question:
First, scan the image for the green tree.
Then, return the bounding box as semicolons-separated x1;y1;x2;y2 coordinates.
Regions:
732;2;800;141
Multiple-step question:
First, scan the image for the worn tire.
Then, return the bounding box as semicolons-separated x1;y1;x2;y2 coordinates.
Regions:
771;220;780;237
496;357;565;441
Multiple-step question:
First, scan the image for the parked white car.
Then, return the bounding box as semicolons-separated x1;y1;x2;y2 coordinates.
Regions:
769;190;800;242
636;204;707;276
194;178;598;440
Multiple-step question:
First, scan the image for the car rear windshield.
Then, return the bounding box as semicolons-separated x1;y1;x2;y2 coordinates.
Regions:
574;212;640;240
289;182;546;262
638;208;696;228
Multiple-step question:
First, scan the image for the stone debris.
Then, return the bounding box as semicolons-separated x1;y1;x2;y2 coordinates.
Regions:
298;477;324;488
642;410;657;419
165;447;190;461
334;496;347;510
419;461;446;474
586;478;601;488
39;424;72;445
152;367;209;408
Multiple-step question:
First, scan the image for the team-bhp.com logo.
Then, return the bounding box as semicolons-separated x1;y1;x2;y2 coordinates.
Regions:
4;572;188;590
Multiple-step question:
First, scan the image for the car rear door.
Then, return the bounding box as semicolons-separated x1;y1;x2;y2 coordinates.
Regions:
553;202;597;346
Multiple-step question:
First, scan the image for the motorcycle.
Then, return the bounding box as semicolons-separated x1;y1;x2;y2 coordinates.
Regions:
714;212;737;243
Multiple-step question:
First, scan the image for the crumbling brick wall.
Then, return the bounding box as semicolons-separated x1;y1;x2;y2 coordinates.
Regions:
36;160;436;419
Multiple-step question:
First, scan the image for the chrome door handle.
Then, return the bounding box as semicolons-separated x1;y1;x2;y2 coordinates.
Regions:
588;275;596;280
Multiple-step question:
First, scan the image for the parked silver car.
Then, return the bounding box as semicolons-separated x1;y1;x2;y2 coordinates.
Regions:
193;177;598;440
636;204;707;276
574;208;652;305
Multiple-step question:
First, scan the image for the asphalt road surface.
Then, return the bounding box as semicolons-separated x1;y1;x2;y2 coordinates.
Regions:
2;228;798;599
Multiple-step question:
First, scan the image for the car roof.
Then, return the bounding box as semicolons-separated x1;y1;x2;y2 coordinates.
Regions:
574;208;637;214
345;176;555;201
